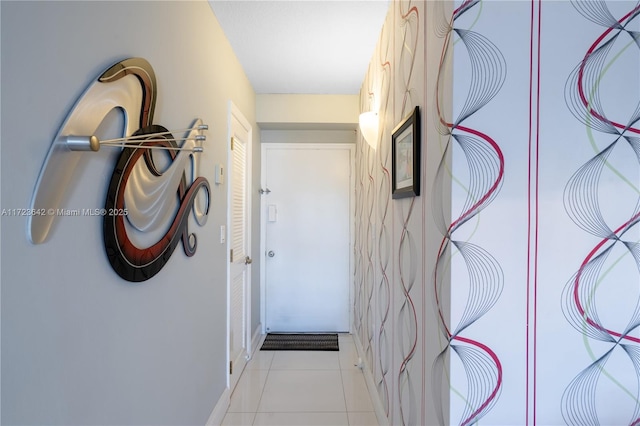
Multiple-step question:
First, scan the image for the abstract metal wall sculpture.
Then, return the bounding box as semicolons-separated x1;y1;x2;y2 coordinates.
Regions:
28;58;210;282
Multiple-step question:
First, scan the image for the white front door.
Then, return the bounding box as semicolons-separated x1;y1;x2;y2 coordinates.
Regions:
228;103;252;391
262;144;353;333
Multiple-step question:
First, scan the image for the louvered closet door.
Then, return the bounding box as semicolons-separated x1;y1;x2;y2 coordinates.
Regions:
228;106;251;392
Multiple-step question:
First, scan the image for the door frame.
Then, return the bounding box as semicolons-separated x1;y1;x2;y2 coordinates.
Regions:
259;143;355;334
226;101;252;390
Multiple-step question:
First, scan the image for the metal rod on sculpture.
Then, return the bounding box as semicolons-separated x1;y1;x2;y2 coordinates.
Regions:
62;135;206;152
100;143;205;152
101;135;206;146
98;124;209;144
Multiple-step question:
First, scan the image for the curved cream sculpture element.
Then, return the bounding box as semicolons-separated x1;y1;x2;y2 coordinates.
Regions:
28;58;156;244
123;119;208;232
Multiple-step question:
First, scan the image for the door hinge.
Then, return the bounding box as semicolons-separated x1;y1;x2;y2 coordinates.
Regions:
229;361;233;374
230;249;234;263
230;137;234;151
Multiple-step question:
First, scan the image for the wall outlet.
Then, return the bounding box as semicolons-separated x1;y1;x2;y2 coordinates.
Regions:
355;357;364;370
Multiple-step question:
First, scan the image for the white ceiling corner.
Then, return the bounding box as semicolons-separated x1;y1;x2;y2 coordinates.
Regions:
208;0;390;95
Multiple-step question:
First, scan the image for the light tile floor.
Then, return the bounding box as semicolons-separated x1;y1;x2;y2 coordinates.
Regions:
222;334;379;426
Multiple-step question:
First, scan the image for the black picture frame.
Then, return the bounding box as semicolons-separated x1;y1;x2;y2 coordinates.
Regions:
392;106;420;199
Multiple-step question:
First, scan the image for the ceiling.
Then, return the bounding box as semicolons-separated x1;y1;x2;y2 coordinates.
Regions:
208;0;390;95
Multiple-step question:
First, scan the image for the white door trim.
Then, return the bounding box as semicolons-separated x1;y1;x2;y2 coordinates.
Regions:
226;101;252;390
259;143;355;334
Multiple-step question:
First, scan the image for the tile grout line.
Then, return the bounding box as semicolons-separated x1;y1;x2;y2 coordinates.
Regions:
251;348;275;424
225;334;378;425
338;349;349;419
251;335;271;425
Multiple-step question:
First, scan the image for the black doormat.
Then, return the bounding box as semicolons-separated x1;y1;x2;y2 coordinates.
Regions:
260;333;339;351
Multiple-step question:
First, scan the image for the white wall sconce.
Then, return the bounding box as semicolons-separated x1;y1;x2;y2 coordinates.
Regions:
359;110;379;150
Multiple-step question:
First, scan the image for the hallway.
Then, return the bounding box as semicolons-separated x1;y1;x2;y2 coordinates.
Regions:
221;334;380;426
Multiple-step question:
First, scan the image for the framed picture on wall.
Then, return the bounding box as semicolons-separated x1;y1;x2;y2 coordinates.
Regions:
392;106;420;199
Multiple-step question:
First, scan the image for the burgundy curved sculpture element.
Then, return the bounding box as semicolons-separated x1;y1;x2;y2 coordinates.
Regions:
103;125;210;282
99;57;157;129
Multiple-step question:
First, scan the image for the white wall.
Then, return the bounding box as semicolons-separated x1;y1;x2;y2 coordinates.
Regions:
261;130;356;144
1;1;256;424
257;94;359;130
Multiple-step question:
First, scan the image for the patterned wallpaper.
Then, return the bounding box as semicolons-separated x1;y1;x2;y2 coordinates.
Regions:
435;0;506;425
354;1;640;425
550;1;640;424
354;1;448;425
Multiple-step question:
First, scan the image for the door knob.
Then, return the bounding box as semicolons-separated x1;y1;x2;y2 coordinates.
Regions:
268;250;275;258
245;256;252;265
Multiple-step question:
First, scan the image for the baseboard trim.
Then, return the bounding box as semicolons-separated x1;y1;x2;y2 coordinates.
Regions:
205;386;230;426
249;323;264;359
207;325;263;425
352;333;390;426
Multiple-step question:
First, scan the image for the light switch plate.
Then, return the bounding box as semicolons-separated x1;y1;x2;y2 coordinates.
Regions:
215;164;224;184
268;204;277;222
